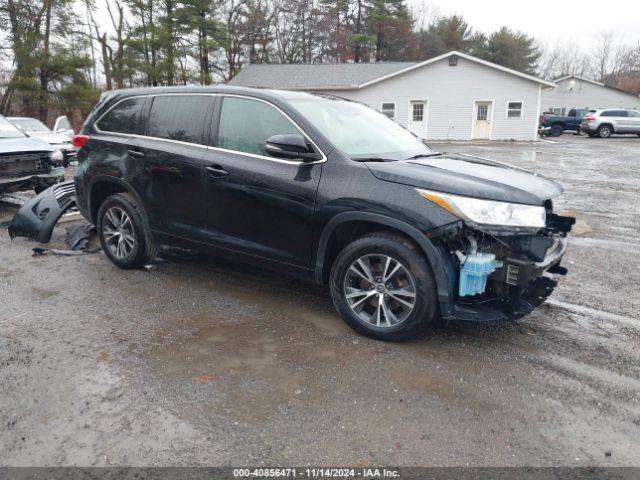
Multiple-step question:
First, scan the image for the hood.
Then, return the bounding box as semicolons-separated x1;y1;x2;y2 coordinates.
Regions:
365;153;563;205
26;131;72;144
0;136;53;154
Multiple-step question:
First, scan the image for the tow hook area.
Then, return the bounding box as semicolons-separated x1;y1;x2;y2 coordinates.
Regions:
8;181;77;243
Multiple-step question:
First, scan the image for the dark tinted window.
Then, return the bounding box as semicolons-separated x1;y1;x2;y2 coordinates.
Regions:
217;97;299;156
568;109;576;117
602;110;627;117
147;95;212;144
97;97;144;134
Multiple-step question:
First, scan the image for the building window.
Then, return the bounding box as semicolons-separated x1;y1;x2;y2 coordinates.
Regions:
449;55;458;67
381;103;395;120
507;102;523;118
412;103;424;122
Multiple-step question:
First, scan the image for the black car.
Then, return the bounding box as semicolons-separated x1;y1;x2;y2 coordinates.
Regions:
72;86;573;341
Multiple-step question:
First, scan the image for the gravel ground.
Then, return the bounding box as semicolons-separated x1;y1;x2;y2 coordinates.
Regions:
1;135;639;466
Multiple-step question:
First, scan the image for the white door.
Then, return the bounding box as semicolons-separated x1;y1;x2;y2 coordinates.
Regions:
473;101;492;139
408;101;427;139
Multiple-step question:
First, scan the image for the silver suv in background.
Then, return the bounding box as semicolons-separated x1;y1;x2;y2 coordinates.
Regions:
581;109;640;138
8;116;76;166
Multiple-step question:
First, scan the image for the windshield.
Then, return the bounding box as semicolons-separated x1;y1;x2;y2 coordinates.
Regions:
288;96;433;161
10;118;50;132
0;116;27;139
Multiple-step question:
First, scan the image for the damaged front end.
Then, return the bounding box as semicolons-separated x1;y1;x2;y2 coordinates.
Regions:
8;181;77;243
435;203;575;322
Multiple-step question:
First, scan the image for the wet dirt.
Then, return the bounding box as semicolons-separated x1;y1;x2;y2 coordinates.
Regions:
1;136;639;466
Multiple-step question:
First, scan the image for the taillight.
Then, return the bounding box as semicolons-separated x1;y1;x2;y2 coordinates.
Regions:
72;134;90;149
583;117;595;122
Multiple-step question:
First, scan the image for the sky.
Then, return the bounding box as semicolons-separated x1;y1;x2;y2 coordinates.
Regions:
409;0;640;46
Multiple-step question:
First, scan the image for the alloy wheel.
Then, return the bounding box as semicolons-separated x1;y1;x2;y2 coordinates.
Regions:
343;254;416;328
102;206;136;259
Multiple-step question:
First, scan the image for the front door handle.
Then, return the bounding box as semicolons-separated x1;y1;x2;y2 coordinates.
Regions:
127;149;145;159
205;165;230;178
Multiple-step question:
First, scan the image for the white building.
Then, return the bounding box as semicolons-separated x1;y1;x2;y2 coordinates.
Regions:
229;51;556;141
542;75;640;114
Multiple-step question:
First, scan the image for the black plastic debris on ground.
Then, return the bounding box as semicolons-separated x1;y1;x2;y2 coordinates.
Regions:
65;223;96;251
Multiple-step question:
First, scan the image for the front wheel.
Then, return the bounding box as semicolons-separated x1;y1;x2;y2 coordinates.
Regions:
330;232;438;341
97;193;157;269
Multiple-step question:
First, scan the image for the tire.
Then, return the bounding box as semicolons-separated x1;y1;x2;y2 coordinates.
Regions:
96;192;158;269
329;232;438;341
550;125;563;137
597;125;612;138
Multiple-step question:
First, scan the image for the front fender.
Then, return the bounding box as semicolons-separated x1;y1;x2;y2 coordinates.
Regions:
314;211;454;317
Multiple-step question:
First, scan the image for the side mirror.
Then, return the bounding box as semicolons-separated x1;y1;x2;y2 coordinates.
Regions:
265;134;322;161
56;128;74;136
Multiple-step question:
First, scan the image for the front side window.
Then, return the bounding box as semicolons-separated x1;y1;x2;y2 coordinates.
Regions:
628;110;640;118
0;116;27;139
289;96;433;161
217;97;299;156
381;103;395;120
97;97;145;134
507;102;523;118
147;95;212;144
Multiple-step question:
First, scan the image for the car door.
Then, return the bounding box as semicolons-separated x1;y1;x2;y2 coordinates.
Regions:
201;95;323;268
129;94;215;241
626;110;640;133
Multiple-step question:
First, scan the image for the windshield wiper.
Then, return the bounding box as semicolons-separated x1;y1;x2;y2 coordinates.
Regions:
405;152;443;160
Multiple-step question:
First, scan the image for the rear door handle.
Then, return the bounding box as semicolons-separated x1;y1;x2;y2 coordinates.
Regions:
127;149;145;159
205;165;230;178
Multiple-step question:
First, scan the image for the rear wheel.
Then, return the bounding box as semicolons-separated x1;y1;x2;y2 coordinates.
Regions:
550;125;563;137
597;125;612;138
97;193;157;269
330;232;438;341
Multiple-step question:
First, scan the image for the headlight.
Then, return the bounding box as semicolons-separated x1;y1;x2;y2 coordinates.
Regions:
51;150;65;162
417;188;546;228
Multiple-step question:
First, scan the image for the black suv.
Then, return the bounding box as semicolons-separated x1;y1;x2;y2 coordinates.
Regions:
73;86;574;341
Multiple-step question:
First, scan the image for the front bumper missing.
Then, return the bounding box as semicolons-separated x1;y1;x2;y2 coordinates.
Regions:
444;218;573;322
8;181;77;243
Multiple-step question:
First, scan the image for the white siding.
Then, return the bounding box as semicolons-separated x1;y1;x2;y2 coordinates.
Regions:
542;78;640;113
320;56;542;141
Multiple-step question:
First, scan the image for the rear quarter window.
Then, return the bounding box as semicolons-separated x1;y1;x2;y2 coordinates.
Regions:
146;95;212;144
96;97;145;134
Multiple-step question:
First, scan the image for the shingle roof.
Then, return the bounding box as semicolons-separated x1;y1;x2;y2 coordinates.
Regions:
228;51;557;90
228;62;417;90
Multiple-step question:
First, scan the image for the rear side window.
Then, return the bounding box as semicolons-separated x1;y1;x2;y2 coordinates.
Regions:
96;97;145;134
147;95;212;144
602;110;627;117
217;97;299;156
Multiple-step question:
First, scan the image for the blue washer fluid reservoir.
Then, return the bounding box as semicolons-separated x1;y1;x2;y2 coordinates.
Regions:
458;252;497;297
